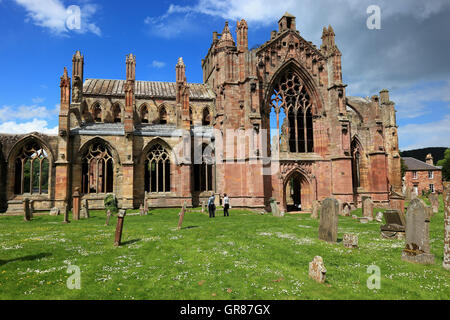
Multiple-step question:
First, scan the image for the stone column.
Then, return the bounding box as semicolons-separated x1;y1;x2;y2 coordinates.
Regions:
72;188;81;221
444;182;450;270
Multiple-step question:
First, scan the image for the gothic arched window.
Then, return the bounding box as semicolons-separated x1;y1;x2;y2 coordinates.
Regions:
351;139;361;189
270;72;314;153
14;141;49;195
194;144;213;192
112;104;121;123
140;105;149;124
92;103;102;123
202;108;211;126
81;142;114;194
145;144;170;193
159;107;167;125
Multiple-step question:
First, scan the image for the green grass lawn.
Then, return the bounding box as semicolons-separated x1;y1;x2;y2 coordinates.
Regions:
0;198;448;300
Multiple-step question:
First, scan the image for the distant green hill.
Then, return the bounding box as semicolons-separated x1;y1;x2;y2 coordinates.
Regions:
400;147;448;164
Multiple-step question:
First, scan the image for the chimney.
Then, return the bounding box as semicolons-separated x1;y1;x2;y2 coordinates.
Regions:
426;154;434;166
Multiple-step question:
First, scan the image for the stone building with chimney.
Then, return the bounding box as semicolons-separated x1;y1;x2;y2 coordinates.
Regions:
403;154;443;196
0;13;402;214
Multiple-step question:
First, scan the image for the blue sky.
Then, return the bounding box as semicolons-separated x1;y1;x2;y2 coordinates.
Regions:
0;0;449;151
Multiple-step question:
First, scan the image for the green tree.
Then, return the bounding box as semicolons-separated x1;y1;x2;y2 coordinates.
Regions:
437;148;450;181
400;157;408;178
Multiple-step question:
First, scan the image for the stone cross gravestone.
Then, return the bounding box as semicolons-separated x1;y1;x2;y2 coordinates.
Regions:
311;200;320;220
428;193;439;215
318;198;339;243
23;198;31;222
81;199;90;219
343;234;358;249
401;198;435;264
309;256;327;284
362;196;374;221
443;182;450;270
380;209;406;239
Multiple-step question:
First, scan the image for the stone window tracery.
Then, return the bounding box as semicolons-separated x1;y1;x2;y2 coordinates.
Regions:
271;72;314;153
159;107;167;125
92;103;102;123
14;141;49;195
113;104;121;123
81;142;114;194
145;144;170;193
202;108;211;126
194;144;213;192
141;105;149;124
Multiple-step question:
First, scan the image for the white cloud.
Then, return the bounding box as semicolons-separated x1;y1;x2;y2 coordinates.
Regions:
14;0;101;36
0;104;58;122
0;119;58;135
399;114;450;150
32;97;45;104
151;60;166;68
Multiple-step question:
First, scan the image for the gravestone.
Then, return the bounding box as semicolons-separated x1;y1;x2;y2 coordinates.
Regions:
428;193;439;215
411;189;418;200
114;210;126;246
23;198;31;222
29;200;35;218
270;199;284;217
443;182;450;270
380;209;406;239
139;204;144;216
72;188;81;221
62;205;70;224
362;196;374;221
143;198;149;215
342;203;351;217
311;200;320;219
401;199;435;264
318;198;339;243
50;207;60;216
375;211;384;223
177;202;187;230
105;209;112;226
81;199;89;219
309;256;327;284
343;234;358;249
201;201;206;213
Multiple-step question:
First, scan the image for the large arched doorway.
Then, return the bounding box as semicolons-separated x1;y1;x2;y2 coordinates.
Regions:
283;170;311;212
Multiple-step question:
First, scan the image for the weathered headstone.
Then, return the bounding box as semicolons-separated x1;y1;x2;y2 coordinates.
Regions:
143;198;149;215
311;200;320;219
29;200;35;218
401;199;435;264
114;210;126;246
62;205;70;224
177;202;187;230
81;199;89;219
309;256;327;284
270;199;284;217
411;189;418;200
428;193;439;215
343;234;358;249
105;209;112;226
443;182;450;270
23;198;31;222
380;209;406;239
139;204;145;216
362;196;374;221
201;201;206;213
318;198;339;243
50;207;60;216
375;211;384;223
342;203;351;217
72;188;81;221
359;217;369;224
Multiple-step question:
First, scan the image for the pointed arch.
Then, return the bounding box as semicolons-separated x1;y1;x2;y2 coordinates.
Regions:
202;107;211;126
79;138;118;194
158;104;168;125
143;139;172;193
194;143;214;192
112;102;123;123
351;135;365;191
282;167;314;212
139;103;149;124
91;101;102;123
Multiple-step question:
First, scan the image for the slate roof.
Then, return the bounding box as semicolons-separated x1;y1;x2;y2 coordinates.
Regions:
70;123;213;138
83;79;215;101
403;157;442;171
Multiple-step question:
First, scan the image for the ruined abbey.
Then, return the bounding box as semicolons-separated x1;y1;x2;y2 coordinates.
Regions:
0;13;402;214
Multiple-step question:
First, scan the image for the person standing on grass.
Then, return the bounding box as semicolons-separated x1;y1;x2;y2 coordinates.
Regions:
223;194;230;217
208;193;216;218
